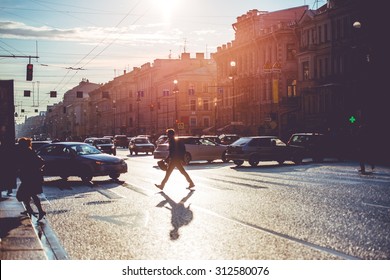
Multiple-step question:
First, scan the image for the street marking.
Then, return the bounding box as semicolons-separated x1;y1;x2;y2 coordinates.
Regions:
121;181;361;260
362;201;390;209
192;205;361;260
97;189;125;199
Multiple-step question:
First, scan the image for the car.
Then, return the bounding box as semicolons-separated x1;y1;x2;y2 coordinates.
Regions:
91;138;116;155
287;132;342;162
218;134;240;145
153;136;229;165
31;140;51;152
84;137;98;145
36;142;127;182
129;137;155;155
155;134;168;146
225;136;303;167
201;135;221;144
114;135;129;148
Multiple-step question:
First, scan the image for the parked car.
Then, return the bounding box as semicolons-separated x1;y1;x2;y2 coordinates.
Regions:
225;136;304;167
154;136;228;165
201;135;221;144
91;138;116;155
114;135;129;148
155;134;168;146
36;142;127;182
129;137;155;155
218;134;240;145
84;137;98;145
31;140;51;152
287;132;342;162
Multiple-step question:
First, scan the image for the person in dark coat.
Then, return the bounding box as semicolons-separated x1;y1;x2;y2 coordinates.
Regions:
155;128;194;190
16;137;46;221
356;123;375;174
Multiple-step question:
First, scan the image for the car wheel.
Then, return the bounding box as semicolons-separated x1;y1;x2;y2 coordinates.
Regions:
81;175;93;183
233;160;244;166
313;157;323;163
293;157;302;165
109;174;120;180
248;155;259;167
183;152;191;165
221;151;229;163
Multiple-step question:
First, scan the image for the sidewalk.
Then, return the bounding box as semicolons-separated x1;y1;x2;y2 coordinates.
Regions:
0;192;47;260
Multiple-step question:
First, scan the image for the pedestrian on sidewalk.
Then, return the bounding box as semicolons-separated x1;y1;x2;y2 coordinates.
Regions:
155;128;195;191
15;137;46;221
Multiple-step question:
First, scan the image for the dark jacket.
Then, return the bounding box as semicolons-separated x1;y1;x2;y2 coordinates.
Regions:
16;147;44;198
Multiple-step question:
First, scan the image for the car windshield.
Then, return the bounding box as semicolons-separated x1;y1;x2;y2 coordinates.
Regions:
70;144;101;155
135;138;149;144
230;137;249;146
94;139;112;144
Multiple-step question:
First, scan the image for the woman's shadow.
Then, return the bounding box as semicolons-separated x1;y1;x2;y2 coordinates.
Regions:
156;190;194;240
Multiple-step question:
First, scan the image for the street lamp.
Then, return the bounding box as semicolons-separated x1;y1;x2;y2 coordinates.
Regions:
173;79;179;127
136;94;141;135
112;100;116;135
229;61;236;122
95;105;99;136
214;97;218;135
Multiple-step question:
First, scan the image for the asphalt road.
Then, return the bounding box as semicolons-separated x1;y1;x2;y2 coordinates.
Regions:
38;148;390;260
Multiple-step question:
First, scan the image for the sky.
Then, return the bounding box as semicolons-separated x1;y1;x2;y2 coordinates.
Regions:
0;0;326;123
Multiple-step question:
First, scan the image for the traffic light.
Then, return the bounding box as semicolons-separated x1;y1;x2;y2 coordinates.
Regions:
26;64;33;81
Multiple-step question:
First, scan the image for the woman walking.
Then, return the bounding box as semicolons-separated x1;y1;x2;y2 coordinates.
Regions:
16;137;46;221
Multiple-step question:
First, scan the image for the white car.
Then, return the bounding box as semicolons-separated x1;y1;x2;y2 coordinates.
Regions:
153;136;228;164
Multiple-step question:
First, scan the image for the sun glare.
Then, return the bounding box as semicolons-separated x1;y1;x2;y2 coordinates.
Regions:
152;0;178;23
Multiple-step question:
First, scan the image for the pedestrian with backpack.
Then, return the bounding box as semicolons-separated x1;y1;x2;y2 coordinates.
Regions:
155;128;195;191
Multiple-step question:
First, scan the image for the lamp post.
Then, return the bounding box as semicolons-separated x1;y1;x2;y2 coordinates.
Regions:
136;94;141;135
173;80;179;125
95;105;99;136
214;97;218;135
112;99;116;135
229;61;236;123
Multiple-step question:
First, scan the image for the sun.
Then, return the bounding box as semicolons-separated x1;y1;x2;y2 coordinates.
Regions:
151;0;179;23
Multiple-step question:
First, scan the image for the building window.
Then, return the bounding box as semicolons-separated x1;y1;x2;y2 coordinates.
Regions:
318;26;322;44
287;44;295;60
76;91;83;98
203;117;210;128
324;24;328;41
203;99;209;111
190;100;196;111
303;61;309;80
190;117;197;127
162;89;169;96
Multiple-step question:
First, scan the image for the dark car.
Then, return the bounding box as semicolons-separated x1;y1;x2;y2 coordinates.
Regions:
90;138;116;155
36;142;127;182
114;135;129;148
287;132;342;162
129;137;155;155
225;136;303;167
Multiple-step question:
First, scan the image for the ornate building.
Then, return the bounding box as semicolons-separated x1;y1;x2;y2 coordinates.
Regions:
213;6;307;139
